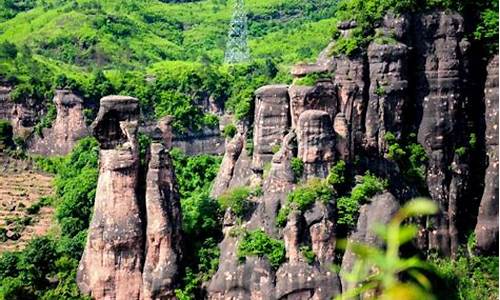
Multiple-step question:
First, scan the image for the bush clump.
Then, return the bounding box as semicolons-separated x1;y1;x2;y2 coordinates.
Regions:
277;178;334;227
222;124;237;139
337;173;388;228
290;157;304;181
218;186;257;217
237;229;286;269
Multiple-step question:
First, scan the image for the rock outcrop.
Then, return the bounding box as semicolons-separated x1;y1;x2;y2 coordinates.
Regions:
475;55;499;255
297;110;335;178
143;139;183;299
340;192;400;292
252;85;290;171
77;96;144;300
29;90;90;156
77;96;183;300
414;11;471;256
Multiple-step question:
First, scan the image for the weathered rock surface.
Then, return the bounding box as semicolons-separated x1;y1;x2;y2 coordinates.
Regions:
475;55;499;255
414;11;471;256
365;35;409;154
289;85;314;129
334;53;366;160
77;96;144;300
143;141;183;299
29;90;90;156
78;96;183;300
252;85;290;171
340;192;400;293
211;132;245;198
297;110;335;179
172;126;225;155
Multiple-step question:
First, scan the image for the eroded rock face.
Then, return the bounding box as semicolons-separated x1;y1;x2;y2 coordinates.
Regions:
289;85;314;129
252;85;290;171
365;36;409;154
475;55;499;255
77;96;144;300
340;192;400;293
414;11;471;256
211;132;245;198
78;96;183;300
297;110;335;178
30;90;90;156
334;53;366;160
143;141;183;299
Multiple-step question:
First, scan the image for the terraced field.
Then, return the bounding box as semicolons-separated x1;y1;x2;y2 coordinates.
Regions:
0;170;55;252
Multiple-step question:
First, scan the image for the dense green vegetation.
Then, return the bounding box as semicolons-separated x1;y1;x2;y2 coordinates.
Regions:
217;186;262;218
237;229;286;269
0;119;13;150
0;137;98;300
168;148;223;299
0;0;339;127
431;254;499;300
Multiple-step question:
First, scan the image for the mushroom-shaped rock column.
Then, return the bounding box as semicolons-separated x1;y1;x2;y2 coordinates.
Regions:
77;96;144;300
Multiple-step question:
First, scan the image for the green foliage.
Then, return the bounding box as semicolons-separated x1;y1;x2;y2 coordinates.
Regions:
375;84;386;96
385;132;428;188
351;173;387;204
169;148;223;299
337;199;439;300
327;160;347;190
469;133;477;150
294;71;332;86
474;0;499;54
237;229;286;269
300;245;316;264
0;41;17;59
278;178;334;227
290;157;304;181
0;119;13;150
218;186;254;217
455;146;467;157
336;173;387;229
431;254;499;300
271;144;281;154
34;104;57;137
222;124;237;139
53;137;99;238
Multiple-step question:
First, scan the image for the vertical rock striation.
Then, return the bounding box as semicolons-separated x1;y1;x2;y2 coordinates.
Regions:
78;96;183;300
143;138;183;298
252;85;290;171
77;96;144;300
297;110;335;178
414;11;471;256
475;55;499;255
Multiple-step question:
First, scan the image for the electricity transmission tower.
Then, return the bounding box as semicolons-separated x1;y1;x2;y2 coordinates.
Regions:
224;0;250;64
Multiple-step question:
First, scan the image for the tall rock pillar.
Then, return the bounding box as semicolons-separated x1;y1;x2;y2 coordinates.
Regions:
77;96;144;300
475;55;499;254
142;121;183;299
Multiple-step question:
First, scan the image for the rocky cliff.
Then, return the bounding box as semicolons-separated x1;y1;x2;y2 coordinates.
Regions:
70;9;497;300
206;9;498;298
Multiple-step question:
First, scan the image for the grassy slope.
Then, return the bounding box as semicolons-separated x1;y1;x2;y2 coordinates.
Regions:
0;0;337;73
